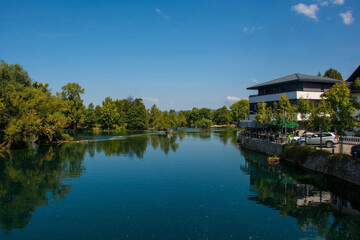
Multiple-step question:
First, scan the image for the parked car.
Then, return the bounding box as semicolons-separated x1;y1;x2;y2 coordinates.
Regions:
351;145;360;158
297;132;338;148
288;132;313;144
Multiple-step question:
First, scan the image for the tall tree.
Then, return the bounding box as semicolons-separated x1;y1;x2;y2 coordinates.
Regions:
323;68;343;80
169;110;181;129
198;108;211;120
273;94;297;133
297;97;311;130
254;102;267;128
230;99;250;124
58;83;86;132
127;98;148;130
189;108;200;126
212;106;231;125
97;97;119;130
178;111;187;127
149;105;161;128
85;103;96;128
324;81;356;153
308;99;331;148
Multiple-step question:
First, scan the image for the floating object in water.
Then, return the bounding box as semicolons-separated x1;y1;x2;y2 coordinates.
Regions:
267;156;280;163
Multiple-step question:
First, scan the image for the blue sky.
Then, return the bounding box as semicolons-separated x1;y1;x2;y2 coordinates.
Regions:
1;0;359;110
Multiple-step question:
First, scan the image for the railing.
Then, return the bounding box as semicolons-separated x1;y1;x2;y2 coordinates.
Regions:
341;136;360;145
238;132;288;144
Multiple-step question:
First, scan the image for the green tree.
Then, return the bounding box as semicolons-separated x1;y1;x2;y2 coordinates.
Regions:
189;108;200;127
153;111;171;131
212;106;231;125
323;68;343;80
308;100;331;148
149;105;161;128
297;97;311;130
85;103;96;128
254;102;267;128
169;110;181;129
97;97;119;130
58;83;86;132
195;118;212;129
230;99;250;124
178;111;187;127
127;98;148;130
324;81;356;153
198;108;211;120
273;94;297;134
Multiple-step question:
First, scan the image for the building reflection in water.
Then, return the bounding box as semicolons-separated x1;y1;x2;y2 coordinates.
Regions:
239;147;360;239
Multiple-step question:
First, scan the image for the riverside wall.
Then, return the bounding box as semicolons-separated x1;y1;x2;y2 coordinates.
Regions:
238;136;360;186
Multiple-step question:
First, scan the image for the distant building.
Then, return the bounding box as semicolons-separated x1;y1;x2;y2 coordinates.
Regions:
240;73;340;128
346;65;360;98
346;65;360;116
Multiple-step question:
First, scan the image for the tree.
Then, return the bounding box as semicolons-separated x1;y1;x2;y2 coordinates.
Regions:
195;118;212;129
323;68;343;80
153;111;171;131
297;97;311;130
97;97;119;130
230;99;250;124
149;105;161;128
0;61;70;148
189;108;200;126
273;94;297;134
212;106;231;125
58;83;86;132
265;106;273;126
126;98;148;130
178;111;187;127
324;81;356;153
198;108;211;120
254;102;267;128
308;99;331;149
85;103;96;128
169;110;181;129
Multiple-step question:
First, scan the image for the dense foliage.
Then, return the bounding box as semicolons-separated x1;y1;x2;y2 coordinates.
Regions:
0;61;249;148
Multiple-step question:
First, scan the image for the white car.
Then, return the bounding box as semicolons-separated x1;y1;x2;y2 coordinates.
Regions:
288;132;313;144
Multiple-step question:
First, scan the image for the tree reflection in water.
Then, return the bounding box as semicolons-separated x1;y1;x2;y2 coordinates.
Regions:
0;133;200;233
239;148;360;240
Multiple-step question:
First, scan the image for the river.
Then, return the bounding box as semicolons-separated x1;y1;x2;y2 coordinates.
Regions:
0;129;359;239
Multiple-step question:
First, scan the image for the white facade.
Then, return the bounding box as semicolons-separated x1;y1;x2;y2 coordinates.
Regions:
249;91;323;104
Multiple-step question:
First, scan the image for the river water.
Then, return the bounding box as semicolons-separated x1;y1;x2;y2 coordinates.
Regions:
0;130;359;239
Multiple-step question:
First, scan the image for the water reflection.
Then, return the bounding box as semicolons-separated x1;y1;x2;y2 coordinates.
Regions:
1;130;359;239
240;148;360;240
0;145;85;233
1;132;229;234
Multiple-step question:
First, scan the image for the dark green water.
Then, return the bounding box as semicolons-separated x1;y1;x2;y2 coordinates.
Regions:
0;130;359;240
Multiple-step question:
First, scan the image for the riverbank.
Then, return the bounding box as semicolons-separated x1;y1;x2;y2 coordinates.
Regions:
238;136;360;186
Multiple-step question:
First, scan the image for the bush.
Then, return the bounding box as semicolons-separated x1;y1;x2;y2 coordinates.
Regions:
281;144;314;164
195;118;212;129
282;144;330;165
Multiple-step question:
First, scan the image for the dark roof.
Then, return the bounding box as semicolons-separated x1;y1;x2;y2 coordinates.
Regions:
346;65;360;82
346;65;360;93
247;73;341;90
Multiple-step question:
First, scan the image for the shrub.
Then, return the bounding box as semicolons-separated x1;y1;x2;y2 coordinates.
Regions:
195;118;212;129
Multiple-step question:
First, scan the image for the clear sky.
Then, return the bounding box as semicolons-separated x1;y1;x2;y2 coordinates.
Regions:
1;0;359;110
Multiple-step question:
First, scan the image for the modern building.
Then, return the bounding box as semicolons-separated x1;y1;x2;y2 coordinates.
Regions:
240;73;341;128
346;65;360;116
346;65;360;96
247;73;341;119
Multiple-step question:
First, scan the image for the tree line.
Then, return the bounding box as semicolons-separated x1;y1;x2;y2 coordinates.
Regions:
0;61;249;148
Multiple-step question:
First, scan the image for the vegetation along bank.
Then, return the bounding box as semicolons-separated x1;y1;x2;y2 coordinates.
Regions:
0;60;249;149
